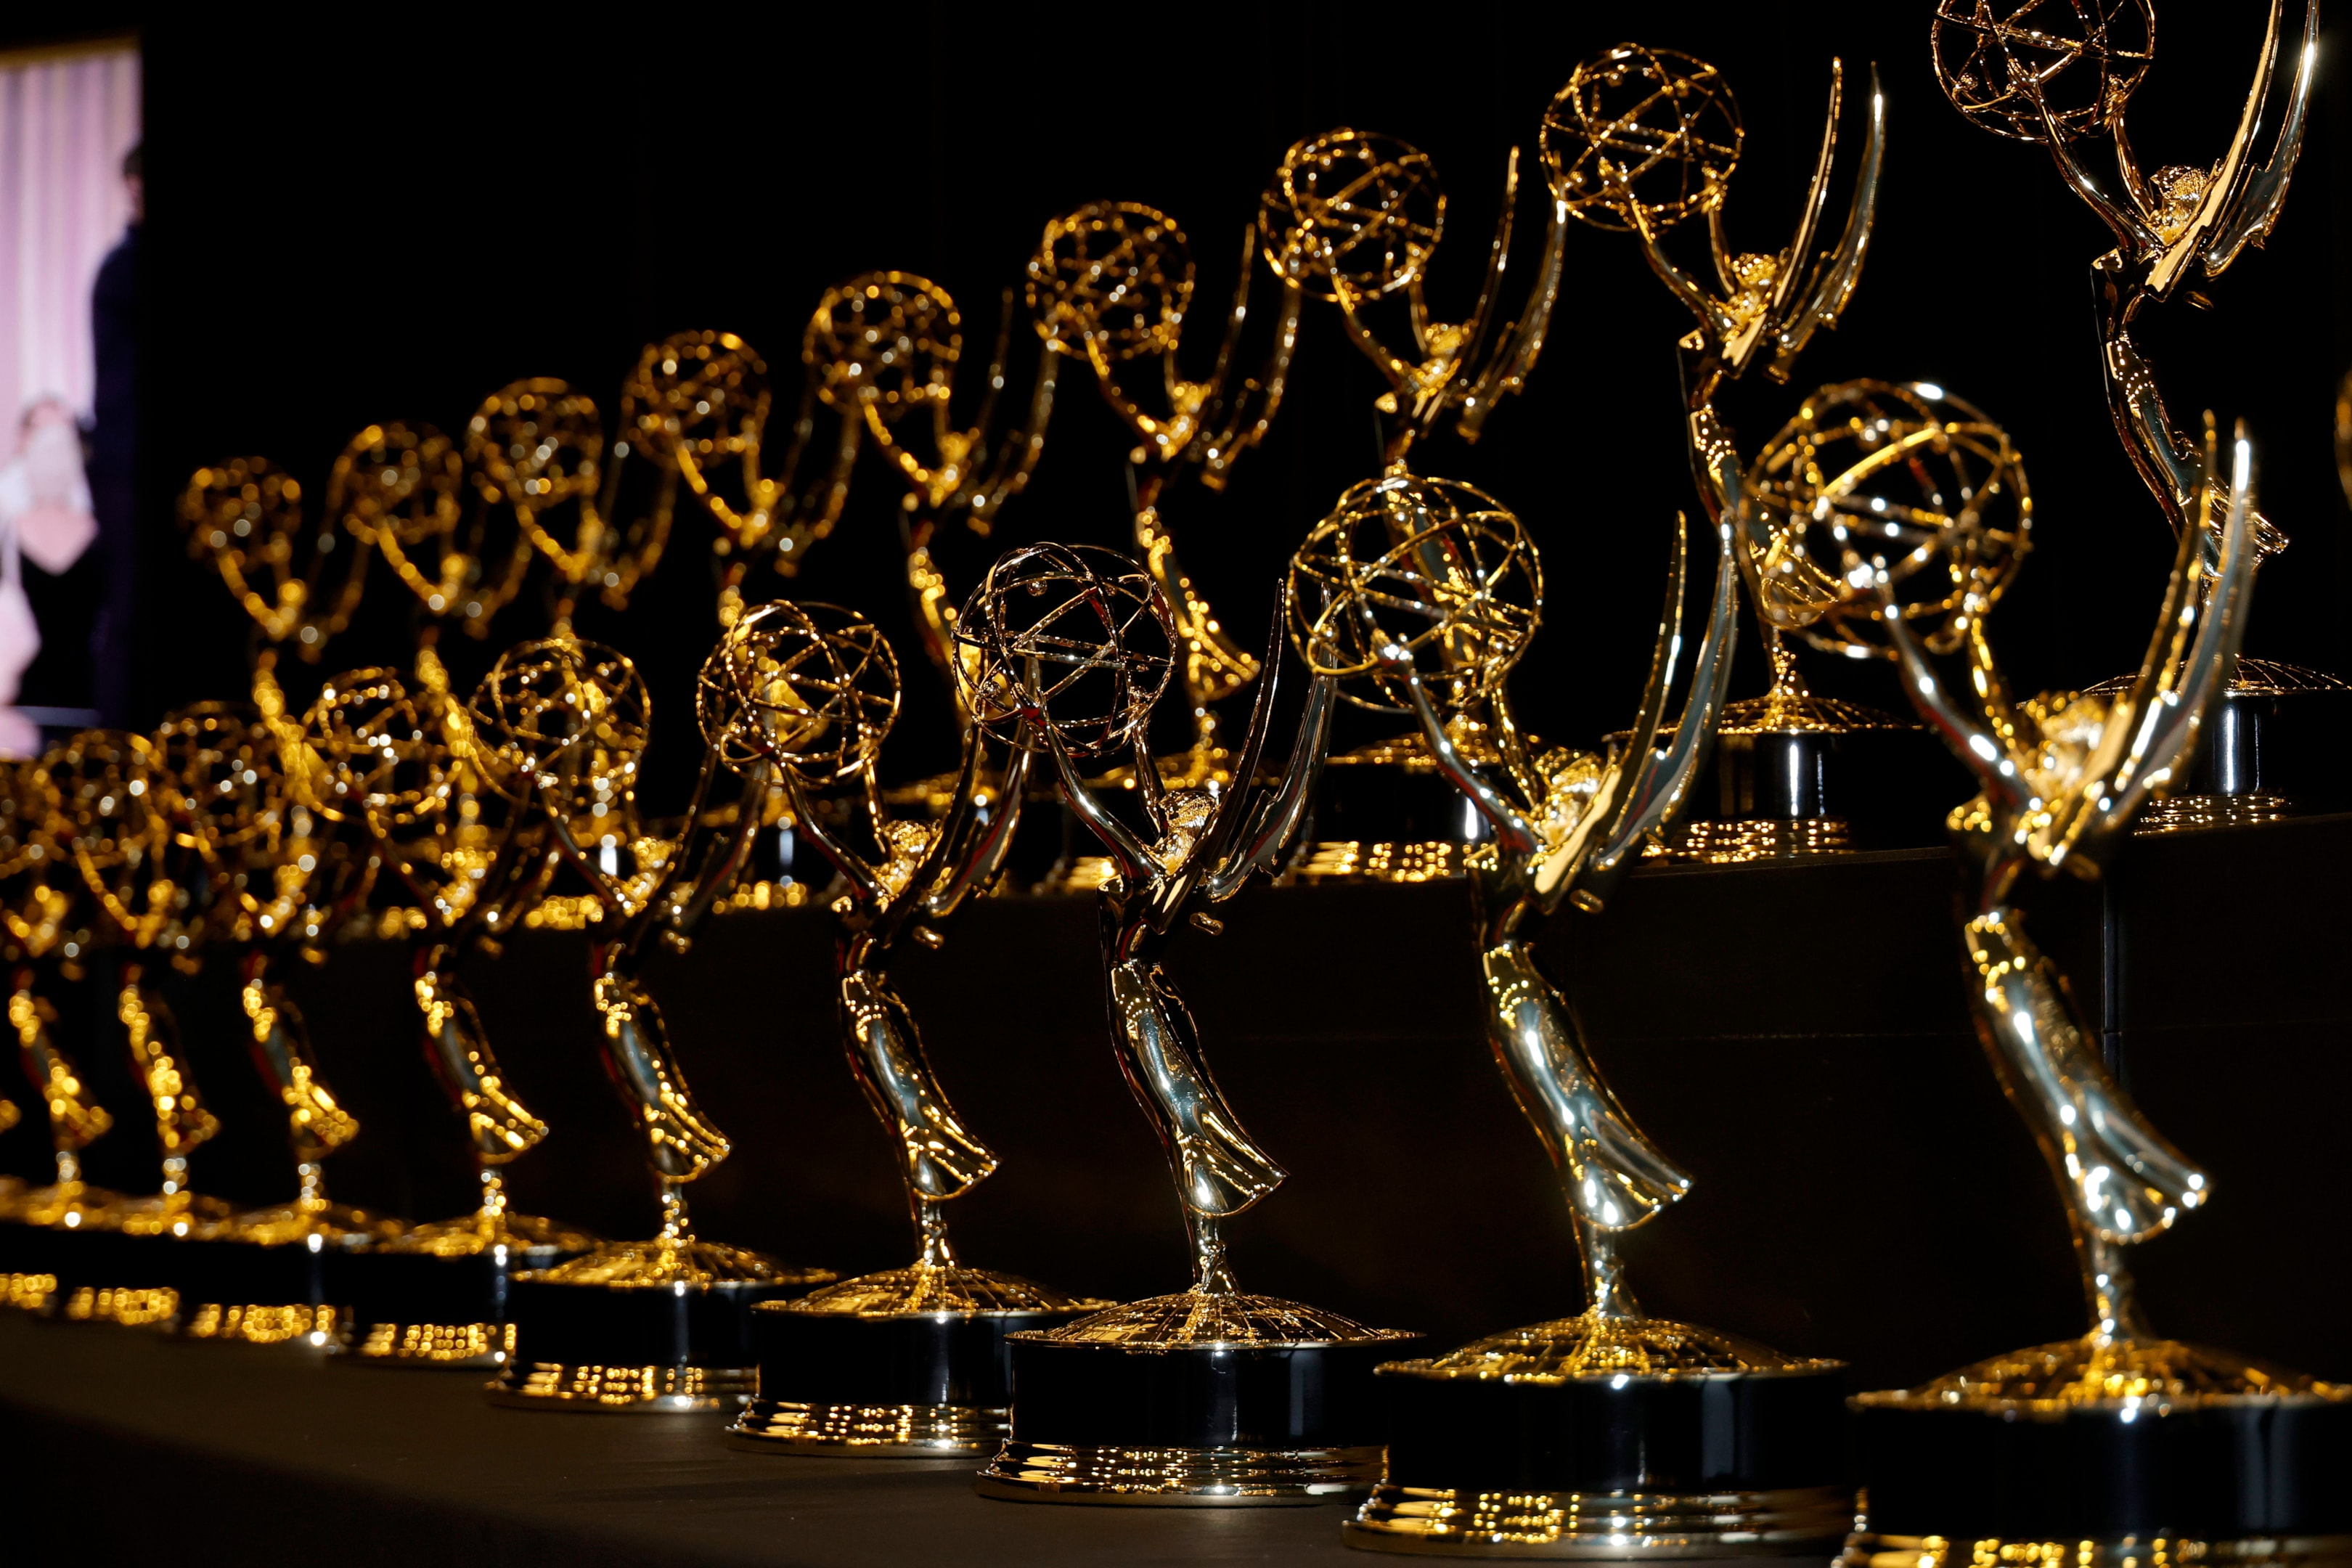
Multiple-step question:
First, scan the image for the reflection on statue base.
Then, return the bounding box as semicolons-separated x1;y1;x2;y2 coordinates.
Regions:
1649;687;1937;865
730;1263;1105;1456
329;1212;599;1370
975;1290;1418;1506
2086;660;2352;836
0;1183;131;1314
1344;1312;1848;1557
487;1238;833;1413
1847;1334;2352;1561
176;1199;404;1347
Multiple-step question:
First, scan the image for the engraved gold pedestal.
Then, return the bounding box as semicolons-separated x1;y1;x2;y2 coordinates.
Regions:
730;1264;1105;1456
976;1291;1417;1506
1347;1313;1848;1558
486;1238;833;1413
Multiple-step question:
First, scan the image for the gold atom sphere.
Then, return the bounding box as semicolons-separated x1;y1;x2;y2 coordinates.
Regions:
955;542;1175;759
1259;130;1442;301
624;330;767;467
1287;469;1541;715
329;422;461;550
302;671;452;833
466;638;649;809
467;379;603;509
1548;43;1742;234
1932;0;2154;144
0;756;61;881
1027;203;1193;362
152;703;282;853
809;271;963;417
40;730;159;874
698;600;902;787
1757;379;2032;659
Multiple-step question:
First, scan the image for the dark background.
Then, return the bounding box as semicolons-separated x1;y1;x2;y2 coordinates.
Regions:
1;6;2348;1395
20;1;2352;792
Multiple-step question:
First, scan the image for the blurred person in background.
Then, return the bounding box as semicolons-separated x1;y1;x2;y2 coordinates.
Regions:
1;396;98;752
87;140;139;727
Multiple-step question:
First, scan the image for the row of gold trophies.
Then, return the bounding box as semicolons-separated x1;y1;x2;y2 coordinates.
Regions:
4;6;2351;1560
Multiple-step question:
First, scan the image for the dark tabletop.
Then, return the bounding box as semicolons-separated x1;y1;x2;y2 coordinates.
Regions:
0;1313;1829;1567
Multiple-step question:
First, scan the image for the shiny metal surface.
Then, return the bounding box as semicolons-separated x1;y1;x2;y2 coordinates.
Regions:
977;1442;1386;1506
1289;470;1735;1322
1262;122;1563;460
1029;200;1294;778
701;600;1045;1290
1557;43;1885;818
1858;426;2263;1381
1937;1;2320;682
1845;1533;2352;1568
960;542;1342;1303
1348;1485;1852;1557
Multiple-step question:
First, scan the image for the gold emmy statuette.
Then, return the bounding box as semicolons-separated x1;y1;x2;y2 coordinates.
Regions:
1559;42;1899;862
1842;425;2351;1559
700;602;1105;1457
807;273;1055;716
1027;199;1299;784
957;542;1417;1506
1936;0;2343;830
0;749;130;1312
170;445;411;1347
1284;473;1849;1556
298;666;596;1369
470;637;832;1413
1255;118;1565;878
640;330;859;626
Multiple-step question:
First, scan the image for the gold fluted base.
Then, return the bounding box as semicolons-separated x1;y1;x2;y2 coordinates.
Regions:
1647;817;1857;863
730;1400;1005;1456
340;1320;516;1368
179;1303;341;1346
976;1439;1385;1506
1347;1484;1854;1557
1843;1532;2352;1568
484;1361;756;1413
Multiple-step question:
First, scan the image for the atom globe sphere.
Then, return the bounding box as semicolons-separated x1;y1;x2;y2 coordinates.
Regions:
1287;470;1541;715
1259;130;1444;301
465;638;650;817
1931;0;2155;144
1027;203;1194;362
301;672;449;833
809;272;964;417
955;542;1175;758
698;601;902;787
1753;380;2031;659
1548;44;1744;232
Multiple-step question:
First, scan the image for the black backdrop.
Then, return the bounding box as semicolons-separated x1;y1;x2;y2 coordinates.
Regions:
20;1;2340;796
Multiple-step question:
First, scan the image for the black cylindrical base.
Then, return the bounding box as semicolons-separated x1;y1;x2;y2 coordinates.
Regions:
1379;1363;1847;1495
1344;1362;1850;1556
489;1275;804;1411
1008;1335;1402;1452
1853;1394;2352;1542
327;1246;572;1366
732;1302;1096;1455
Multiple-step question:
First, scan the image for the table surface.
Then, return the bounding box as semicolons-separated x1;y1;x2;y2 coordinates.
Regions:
0;1313;1831;1567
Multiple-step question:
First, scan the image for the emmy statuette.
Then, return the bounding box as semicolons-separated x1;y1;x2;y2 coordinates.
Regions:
701;603;1102;1457
475;637;832;1412
1842;425;2351;1559
960;543;1418;1505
